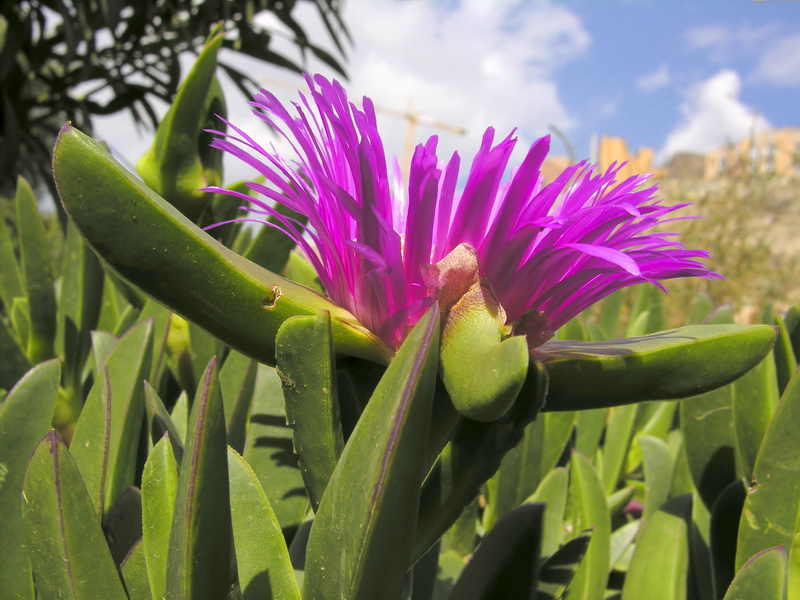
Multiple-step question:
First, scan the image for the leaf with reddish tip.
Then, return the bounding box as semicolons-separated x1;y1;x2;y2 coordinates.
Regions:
22;432;127;599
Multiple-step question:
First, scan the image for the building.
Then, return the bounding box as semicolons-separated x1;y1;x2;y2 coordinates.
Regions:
704;127;800;180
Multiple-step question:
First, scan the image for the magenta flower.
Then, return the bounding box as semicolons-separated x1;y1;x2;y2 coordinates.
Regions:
206;74;720;350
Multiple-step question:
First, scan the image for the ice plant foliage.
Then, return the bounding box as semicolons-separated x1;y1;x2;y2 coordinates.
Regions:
206;74;720;349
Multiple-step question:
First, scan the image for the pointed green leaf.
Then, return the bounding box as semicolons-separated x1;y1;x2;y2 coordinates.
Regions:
537;533;592;600
242;364;308;535
440;285;529;422
450;503;544;600
0;360;60;599
566;452;611;600
276;311;343;511
304;306;439;600
141;434;179;600
732;353;778;484
540;325;776;411
106;486;143;567
15;176;56;363
639;435;675;520
736;366;800;572
602;405;637;494
167;358;234;599
723;546;787;600
527;467;569;557
622;495;691;600
219;348;258;454
144;381;185;464
0;194;24;311
228;447;301;600
70;318;152;515
54;125;391;366
22;432;127;599
0;316;31;390
136;31;225;222
773;314;796;395
121;538;153;600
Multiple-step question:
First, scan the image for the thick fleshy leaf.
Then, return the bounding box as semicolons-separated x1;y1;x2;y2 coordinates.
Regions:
0;317;32;392
53;125;391;366
450;503;544;600
773;314;796;395
242;364;308;535
736;366;800;574
539;325;776;411
526;467;569;557
440;285;529;421
0;360;60;599
303;306;439;600
723;546;787;600
121;538;153;600
732;354;778;482
219;348;258;454
144;381;185;464
136;29;225;222
15;176;57;364
22;432;127;599
141;434;179;600
0;193;24;312
537;534;592;600
227;447;300;600
413;359;548;564
57;220;104;390
167;358;234;599
565;452;611;600
639;435;675;520
276;311;343;511
622;494;691;600
70;319;152;516
105;486;143;567
602;405;637;494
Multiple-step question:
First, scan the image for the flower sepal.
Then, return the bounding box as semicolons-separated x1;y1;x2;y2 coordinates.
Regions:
53;125;393;367
536;324;777;411
439;280;530;422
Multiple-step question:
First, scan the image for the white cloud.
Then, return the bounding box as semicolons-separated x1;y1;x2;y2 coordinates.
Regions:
658;69;770;162
752;33;800;87
92;0;591;182
684;24;776;61
635;64;671;93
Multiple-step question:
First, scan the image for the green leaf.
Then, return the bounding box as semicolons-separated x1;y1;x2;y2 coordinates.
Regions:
622;495;691;600
565;452;611;600
144;381;185;464
0;360;60;599
537;534;592;600
732;353;778;484
242;364;308;535
680;382;737;511
219;348;258;454
70;318;152;515
639;435;675;520
57;220;104;390
527;467;569;557
450;503;544;600
736;366;800;573
121;539;153;600
53;125;391;366
228;447;301;600
276;311;343;512
105;486;143;567
0;192;24;311
303;305;439;600
136;31;225;222
602;405;637;495
0;316;32;390
22;432;127;599
575;408;607;459
440;284;529;421
723;546;787;600
243;202;307;275
141;434;179;600
413;359;549;565
540;325;777;411
167;358;234;599
710;480;746;598
773;314;796;395
15;176;56;363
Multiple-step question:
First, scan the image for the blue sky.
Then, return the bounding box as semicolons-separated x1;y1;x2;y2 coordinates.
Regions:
95;0;799;178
